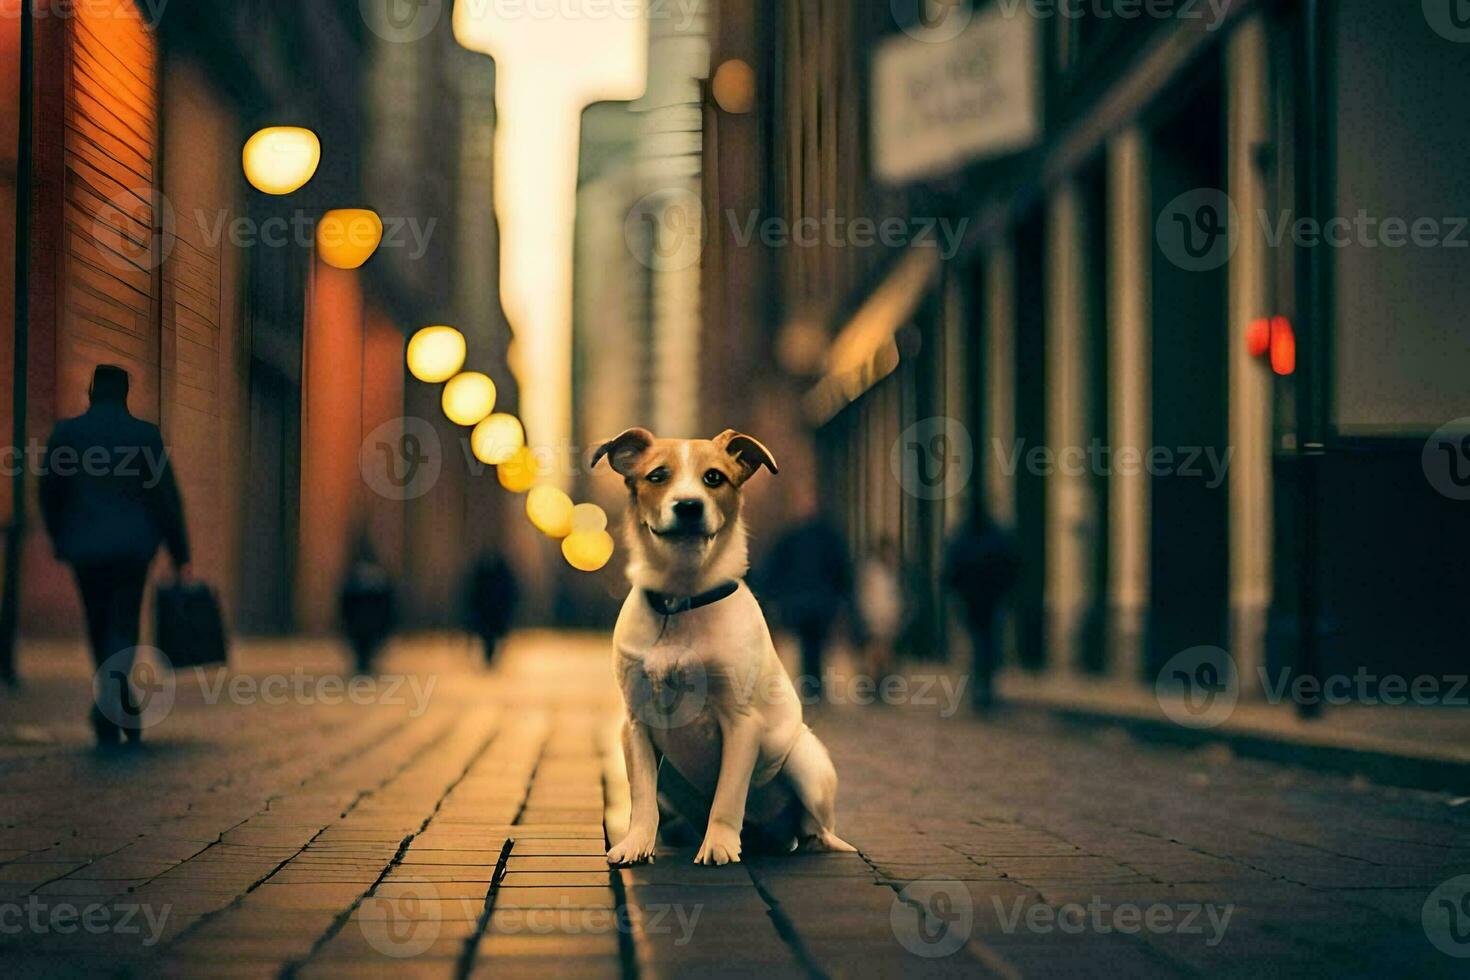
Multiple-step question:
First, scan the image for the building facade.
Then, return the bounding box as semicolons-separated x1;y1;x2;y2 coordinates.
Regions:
717;0;1470;703
0;0;522;670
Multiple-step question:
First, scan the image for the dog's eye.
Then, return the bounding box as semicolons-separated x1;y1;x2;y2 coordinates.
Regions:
646;467;670;484
703;469;726;487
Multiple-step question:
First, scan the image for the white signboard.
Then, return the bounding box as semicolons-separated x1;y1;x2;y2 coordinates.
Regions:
872;4;1042;184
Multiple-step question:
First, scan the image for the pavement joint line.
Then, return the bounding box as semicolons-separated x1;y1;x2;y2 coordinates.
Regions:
598;740;639;980
283;718;502;979
453;724;549;980
158;713;456;955
744;866;831;980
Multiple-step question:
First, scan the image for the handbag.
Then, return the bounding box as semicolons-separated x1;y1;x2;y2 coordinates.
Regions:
154;580;229;670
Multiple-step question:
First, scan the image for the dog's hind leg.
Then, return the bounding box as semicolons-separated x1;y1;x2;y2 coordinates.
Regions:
782;728;857;852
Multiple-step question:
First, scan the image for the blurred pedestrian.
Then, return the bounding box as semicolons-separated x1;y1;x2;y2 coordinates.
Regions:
760;502;853;701
943;513;1020;712
463;550;519;665
856;536;907;684
339;534;395;675
39;365;191;746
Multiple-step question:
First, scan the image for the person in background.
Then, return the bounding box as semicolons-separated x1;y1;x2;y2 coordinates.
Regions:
856;536;907;686
339;534;396;675
759;498;853;702
463;550;519;665
40;365;191;746
943;512;1020;712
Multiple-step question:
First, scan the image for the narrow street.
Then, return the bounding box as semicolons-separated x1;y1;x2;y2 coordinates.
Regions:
3;634;1467;978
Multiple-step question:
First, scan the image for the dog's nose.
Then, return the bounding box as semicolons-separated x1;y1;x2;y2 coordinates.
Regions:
672;498;704;522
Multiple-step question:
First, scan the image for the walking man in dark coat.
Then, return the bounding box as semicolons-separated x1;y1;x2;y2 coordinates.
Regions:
39;365;191;745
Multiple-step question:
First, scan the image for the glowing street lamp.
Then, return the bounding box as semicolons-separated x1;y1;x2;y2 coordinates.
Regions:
442;372;497;427
316;209;383;269
242;127;321;195
562;529;615;572
526;485;574;538
407;326;467;383
470;413;525;465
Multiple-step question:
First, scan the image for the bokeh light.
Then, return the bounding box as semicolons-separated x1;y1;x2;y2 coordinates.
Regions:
470;413;525;465
407;326;468;383
562;529;615;572
497;446;540;493
242;127;320;195
712;59;756;114
526;485;574;538
441;372;497;427
316;209;382;269
571;502;608;534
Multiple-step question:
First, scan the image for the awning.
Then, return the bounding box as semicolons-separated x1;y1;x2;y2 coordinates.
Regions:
802;247;940;424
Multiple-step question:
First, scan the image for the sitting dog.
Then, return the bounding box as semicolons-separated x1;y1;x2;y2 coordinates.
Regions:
593;427;854;866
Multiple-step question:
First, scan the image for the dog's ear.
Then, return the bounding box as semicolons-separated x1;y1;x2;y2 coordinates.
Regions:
713;429;778;483
590;427;656;477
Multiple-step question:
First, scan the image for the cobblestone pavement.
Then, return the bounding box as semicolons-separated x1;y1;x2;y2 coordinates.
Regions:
2;632;1469;978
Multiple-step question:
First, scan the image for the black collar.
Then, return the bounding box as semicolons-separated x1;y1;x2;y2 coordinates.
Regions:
644;580;740;617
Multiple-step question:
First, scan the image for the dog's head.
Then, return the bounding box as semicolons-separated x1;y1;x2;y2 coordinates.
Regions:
591;428;777;590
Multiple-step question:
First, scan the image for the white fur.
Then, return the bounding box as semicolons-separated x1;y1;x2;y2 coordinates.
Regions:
607;478;854;866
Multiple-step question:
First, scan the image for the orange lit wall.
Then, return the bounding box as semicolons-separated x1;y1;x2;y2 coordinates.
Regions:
298;262;366;633
362;309;406;578
0;1;19;525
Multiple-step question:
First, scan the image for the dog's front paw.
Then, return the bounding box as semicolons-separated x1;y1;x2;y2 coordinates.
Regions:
694;822;742;865
607;828;658;865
